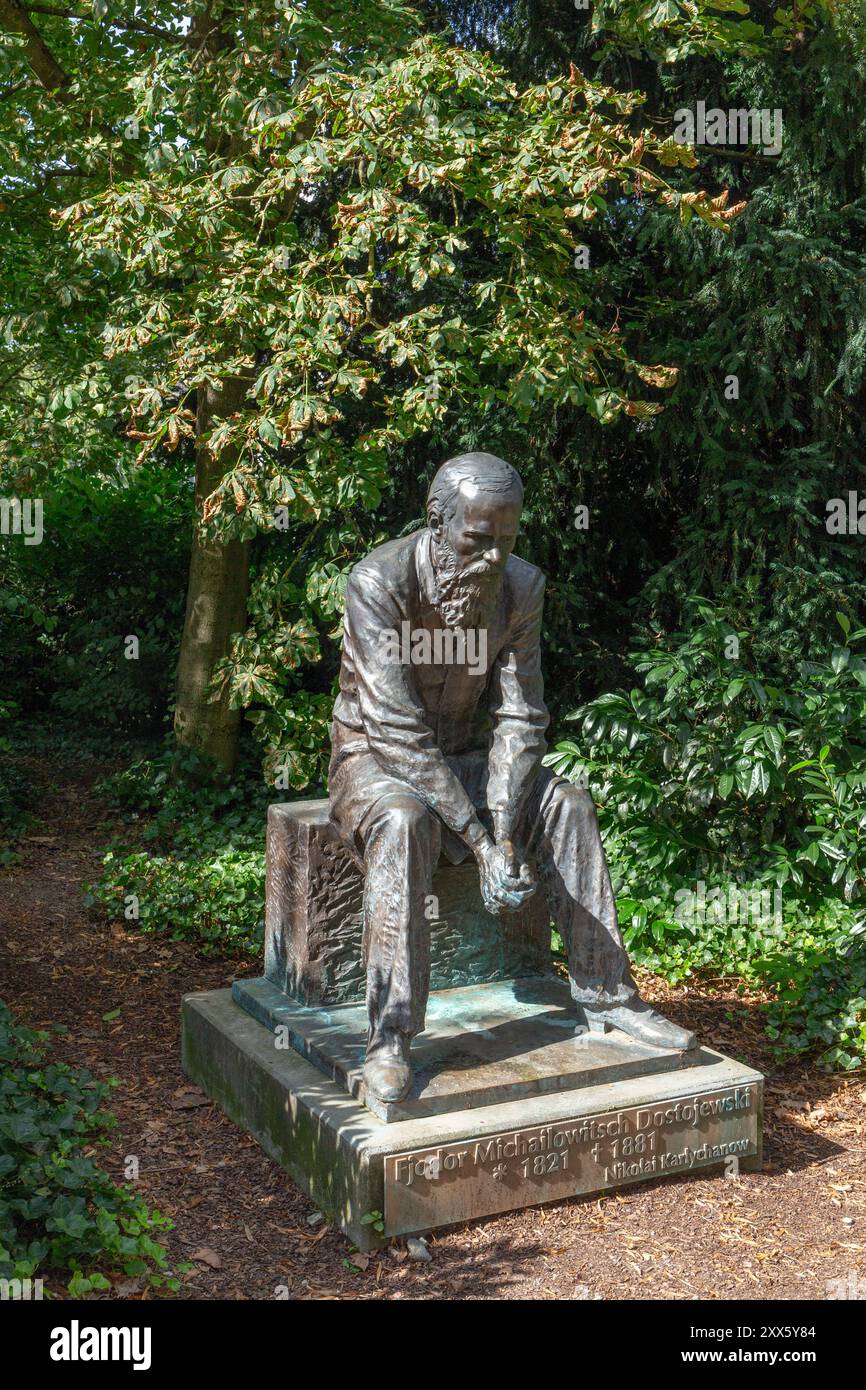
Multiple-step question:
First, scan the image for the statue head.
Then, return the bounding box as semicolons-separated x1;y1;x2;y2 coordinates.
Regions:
425;452;523;628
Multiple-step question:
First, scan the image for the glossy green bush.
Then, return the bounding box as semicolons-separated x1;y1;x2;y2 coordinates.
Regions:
0;1002;176;1295
548;606;866;1069
88;746;269;954
89;846;265;956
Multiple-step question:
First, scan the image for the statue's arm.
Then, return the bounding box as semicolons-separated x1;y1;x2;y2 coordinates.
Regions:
344;569;486;843
485;570;550;844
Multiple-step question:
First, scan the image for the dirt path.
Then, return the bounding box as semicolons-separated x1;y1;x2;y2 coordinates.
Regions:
1;753;864;1301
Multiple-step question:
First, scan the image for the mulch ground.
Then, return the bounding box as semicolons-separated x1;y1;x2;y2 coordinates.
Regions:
1;751;864;1301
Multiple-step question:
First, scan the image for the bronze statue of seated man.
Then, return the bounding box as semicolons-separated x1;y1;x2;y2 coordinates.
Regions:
328;451;696;1104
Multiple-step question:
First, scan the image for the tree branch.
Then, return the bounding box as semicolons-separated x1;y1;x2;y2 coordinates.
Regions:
0;0;71;95
18;3;188;42
0;0;138;175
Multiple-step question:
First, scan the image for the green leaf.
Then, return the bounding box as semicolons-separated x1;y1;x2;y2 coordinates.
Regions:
258;419;281;449
746;761;770;799
723;678;744;704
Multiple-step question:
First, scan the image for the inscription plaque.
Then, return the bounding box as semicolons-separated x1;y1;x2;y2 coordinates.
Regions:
384;1081;760;1236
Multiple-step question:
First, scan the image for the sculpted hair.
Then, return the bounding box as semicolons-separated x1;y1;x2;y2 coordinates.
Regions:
426;452;523;523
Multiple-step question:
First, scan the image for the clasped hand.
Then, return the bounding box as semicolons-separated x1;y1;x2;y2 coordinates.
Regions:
475;836;536;917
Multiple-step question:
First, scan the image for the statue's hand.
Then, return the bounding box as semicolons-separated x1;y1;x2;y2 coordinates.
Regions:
475;837;536;917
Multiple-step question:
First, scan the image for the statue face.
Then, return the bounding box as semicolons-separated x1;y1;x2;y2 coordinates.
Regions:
428;487;522;628
432;489;522;581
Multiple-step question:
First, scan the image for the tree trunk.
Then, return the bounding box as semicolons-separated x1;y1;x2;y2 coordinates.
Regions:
173;377;250;773
0;0;71;94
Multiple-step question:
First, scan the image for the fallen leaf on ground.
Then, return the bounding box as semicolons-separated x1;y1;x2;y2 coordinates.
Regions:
191;1248;222;1269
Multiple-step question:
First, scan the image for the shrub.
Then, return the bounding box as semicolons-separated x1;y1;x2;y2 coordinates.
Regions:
0;463;188;734
0;701;37;867
757;905;866;1072
547;604;866;1069
95;742;273;853
89;847;265;956
0;1001;177;1296
88;744;269;953
612;889;866;1070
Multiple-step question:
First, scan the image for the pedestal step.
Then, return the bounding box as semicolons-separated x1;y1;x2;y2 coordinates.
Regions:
182;987;763;1250
233;973;710;1123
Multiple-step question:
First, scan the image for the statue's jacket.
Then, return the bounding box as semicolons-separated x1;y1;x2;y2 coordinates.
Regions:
329;527;550;858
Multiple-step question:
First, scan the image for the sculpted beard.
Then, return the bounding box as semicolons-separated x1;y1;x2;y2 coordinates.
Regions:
431;531;502;629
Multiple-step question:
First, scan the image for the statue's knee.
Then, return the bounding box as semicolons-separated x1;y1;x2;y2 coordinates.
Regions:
371;795;432;841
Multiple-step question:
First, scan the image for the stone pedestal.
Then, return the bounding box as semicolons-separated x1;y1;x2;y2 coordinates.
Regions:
182;983;763;1250
182;799;764;1248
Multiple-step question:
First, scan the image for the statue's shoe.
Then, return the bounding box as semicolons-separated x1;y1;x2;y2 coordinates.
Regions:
363;1042;412;1103
582;999;697;1052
